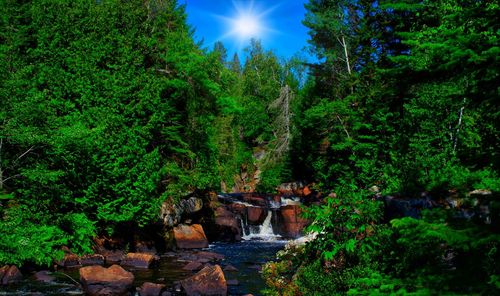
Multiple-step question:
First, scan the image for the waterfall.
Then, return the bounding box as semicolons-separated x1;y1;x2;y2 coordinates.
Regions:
241;210;281;241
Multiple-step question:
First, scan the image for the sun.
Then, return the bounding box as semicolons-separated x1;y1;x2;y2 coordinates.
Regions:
234;14;260;38
216;1;279;48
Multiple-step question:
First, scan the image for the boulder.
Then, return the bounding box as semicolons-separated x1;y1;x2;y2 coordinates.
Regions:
161;197;203;227
228;203;246;215
182;261;203;271
121;253;157;269
214;207;242;242
34;270;55;283
279;205;308;238
0;265;8;282
81;254;105;266
180;265;227;296
242;195;267;207
247;206;266;225
58;253;81;267
1;265;22;285
138;282;166;296
173;224;209;249
79;265;134;296
103;250;124;264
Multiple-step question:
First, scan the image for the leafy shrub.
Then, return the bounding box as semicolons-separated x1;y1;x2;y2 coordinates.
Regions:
0;206;67;266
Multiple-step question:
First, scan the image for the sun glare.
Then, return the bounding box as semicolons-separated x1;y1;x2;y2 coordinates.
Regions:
234;14;260;38
216;1;279;49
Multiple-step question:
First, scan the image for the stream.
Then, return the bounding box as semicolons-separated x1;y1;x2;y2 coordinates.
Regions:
0;239;287;296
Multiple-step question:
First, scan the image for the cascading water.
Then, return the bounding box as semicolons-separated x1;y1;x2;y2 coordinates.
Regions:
242;210;282;241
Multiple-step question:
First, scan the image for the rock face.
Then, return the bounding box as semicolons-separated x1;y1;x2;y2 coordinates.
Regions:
121;253;157;269
138;282;166;296
58;253;81;268
161;197;203;227
280;205;308;238
214;207;242;241
247;206;266;225
81;254;105;266
173;224;209;249
0;265;22;285
79;265;134;296
180;265;227;296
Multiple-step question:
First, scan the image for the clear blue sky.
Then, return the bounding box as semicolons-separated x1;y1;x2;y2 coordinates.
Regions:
183;0;312;61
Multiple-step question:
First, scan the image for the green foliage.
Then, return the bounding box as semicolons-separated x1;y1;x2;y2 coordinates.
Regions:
0;206;67;266
304;189;383;261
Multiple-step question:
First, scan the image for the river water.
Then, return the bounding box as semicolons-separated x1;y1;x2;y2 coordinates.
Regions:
0;239;287;296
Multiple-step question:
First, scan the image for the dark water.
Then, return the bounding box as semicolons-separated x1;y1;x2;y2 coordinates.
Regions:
209;240;287;296
0;240;286;296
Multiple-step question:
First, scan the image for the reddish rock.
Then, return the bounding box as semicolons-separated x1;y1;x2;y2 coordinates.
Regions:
103;250;124;264
34;270;55;283
280;205;308;238
228;203;246;215
182;261;203;271
58;253;81;267
214;207;242;241
243;195;267;207
81;254;105;266
173;224;209;249
1;265;22;285
247;206;266;225
303;186;312;196
79;265;134;296
180;265;227;296
0;265;8;282
138;282;166;296
121;253;157;269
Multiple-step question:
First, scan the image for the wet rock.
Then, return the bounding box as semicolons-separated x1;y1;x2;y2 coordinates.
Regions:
242;195;267;207
58;253;81;268
1;265;22;285
34;270;55;283
280;205;308;238
173;224;209;249
214;207;242;242
81;254;105;266
180;265;227;296
228;203;246;215
227;279;239;286
0;265;8;282
103;250;124;264
121;253;157;269
138;282;166;296
79;265;134;296
223;264;238;272
247;206;266;225
182;261;203;271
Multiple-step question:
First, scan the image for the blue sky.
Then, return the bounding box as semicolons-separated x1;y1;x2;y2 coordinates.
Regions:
183;0;311;61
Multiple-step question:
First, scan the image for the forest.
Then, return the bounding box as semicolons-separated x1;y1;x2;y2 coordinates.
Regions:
0;0;499;295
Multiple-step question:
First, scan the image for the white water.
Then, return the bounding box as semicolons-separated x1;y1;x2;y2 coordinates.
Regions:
242;210;282;241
